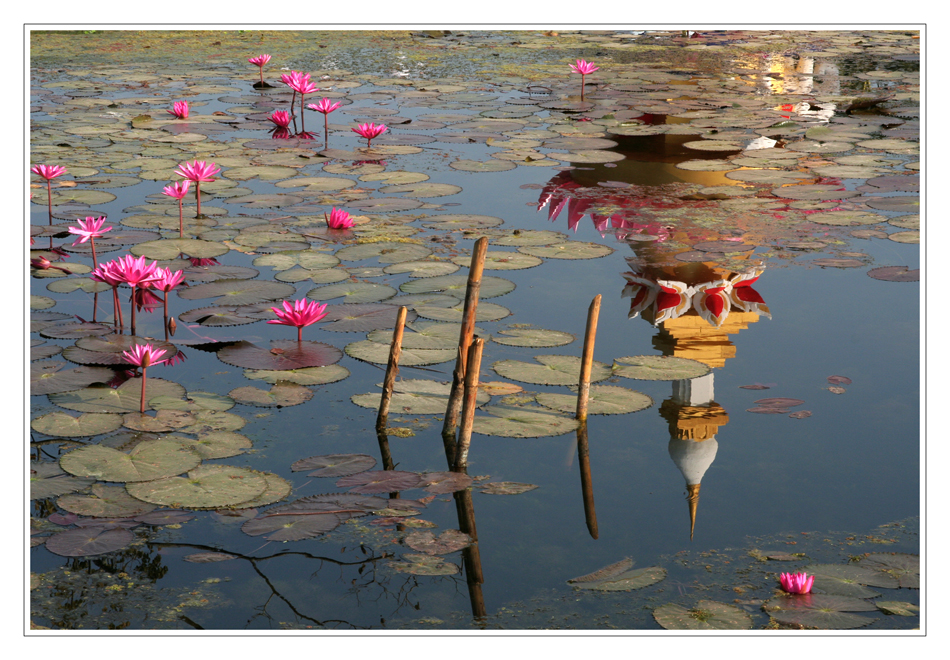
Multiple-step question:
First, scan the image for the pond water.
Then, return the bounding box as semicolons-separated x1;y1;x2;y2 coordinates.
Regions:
28;29;921;631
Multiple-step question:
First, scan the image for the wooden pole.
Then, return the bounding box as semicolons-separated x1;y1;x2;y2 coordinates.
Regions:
376;306;408;434
575;294;602;422
576;421;599;539
454;337;484;470
441;236;489;456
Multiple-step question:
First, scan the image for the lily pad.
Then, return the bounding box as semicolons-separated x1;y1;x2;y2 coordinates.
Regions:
346;341;455;366
414;302;510;322
228;382;313;407
421;214;504;231
400;274;515;299
518;242;614;260
243;364;350;386
49;378;186;413
653;600;753;630
404;529;472;555
126;465;269;509
253;250;340;271
45;527;134;558
875;601;919;617
130;238;228;260
478;482;538;495
63;335;178;366
121;410;195;433
335;470;422;494
765;594;877;630
351;378;490;414
417;471;474;494
307;281;397;304
31;462;95;500
450;251;542;270
177;279;296;306
536;385;653;416
570;565;667;591
613;355;711;381
58;483;156;518
860;553;919;588
241;511;346;541
216;340;343;370
473;404;579;438
493;355;611;386
60;439;201;483
149;391;235;413
382;260;460;278
320;303;416;332
291;454;377;478
491;328;574;347
31;410;123;437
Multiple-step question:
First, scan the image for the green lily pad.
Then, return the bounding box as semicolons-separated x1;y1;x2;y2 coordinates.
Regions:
334;242;432;264
229;382;314;407
126;465;269;509
653;600;753;630
166;431;253;460
63;335;178;366
241;511;346;541
807;211;888;226
178;279;296;306
49;378;187;413
421;214;504;231
491;230;569;246
121;410;196;433
253;250;340;271
360;170;429;184
345;341;455;366
493;355;611;386
274;176;357;191
613;355;711;381
570;564;667;591
450;251;542;270
230;471;293;510
177;410;247;435
473;404;579;438
31;361;114;396
59;439;201;483
243;364;350;386
400;274;515;299
320;303;416;332
306;281;397;304
491;327;574;347
875;601;919;617
449;159;516;172
45;278;112;295
58;483;156;518
130;238;228;260
149;391;235;412
380;182;462;198
351;378;490;414
225;165;300;181
765;594;877;630
518;242;614;260
860;553;919;588
390;553;459;576
536;385;653;415
383;261;460;278
366;321;483;350
803;563;900;589
404;529;472;555
30;462;95;500
418;471;474;494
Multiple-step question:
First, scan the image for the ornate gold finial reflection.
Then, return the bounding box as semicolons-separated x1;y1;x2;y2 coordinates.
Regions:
687;483;701;541
652;311;763;369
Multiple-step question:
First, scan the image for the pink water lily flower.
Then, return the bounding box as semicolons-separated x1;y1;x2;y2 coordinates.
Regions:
570;59;599;101
285;72;319;132
122;342;173;413
779;572;814;595
308;97;342;144
268;298;329;341
31;164;68;226
269;110;292;128
68;216;112;268
352;122;387;148
249;54;272;86
162;180;191;237
325;207;354;229
111;254;161;335
168;100;189;119
175;160;221;218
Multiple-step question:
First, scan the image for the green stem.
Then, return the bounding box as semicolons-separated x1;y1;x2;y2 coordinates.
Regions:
140;366;147;413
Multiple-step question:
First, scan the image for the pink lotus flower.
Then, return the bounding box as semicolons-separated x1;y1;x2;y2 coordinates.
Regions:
31;164;68;226
269;110;292;128
168;101;189;119
149;267;186;293
175;160;221;218
249;54;272;86
162;180;191;238
122;342;173;413
570;59;600;76
325;207;354;229
111;254;161;335
286;72;319;132
309;97;342;144
268;298;329;341
31;164;68;181
779;572;814;595
569;59;599;101
68;216;112;268
31;256;70;273
352;122;387;148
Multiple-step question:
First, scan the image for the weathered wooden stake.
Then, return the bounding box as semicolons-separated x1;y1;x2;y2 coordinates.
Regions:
376;306;408;434
575;294;602;422
441;236;489;454
576;421;599;539
453;337;484;470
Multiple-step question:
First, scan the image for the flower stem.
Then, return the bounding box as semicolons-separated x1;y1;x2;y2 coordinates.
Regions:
178;198;184;238
140;366;147;413
46;180;53;225
195;181;202;218
130;285;137;336
90;238;98;269
297;326;302;342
